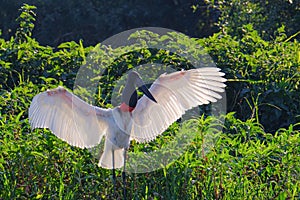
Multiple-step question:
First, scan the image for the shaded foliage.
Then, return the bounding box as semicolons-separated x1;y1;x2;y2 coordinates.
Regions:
201;24;300;132
204;0;300;40
0;0;219;46
1;0;299;47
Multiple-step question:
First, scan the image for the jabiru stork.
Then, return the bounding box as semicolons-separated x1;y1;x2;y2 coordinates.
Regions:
28;67;226;198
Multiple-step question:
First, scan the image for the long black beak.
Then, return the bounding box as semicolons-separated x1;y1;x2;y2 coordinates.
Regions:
136;77;157;103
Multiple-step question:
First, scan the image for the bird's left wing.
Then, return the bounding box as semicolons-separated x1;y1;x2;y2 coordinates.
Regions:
29;86;111;148
130;67;226;143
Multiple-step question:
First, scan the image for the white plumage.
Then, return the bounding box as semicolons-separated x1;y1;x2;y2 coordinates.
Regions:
29;67;226;169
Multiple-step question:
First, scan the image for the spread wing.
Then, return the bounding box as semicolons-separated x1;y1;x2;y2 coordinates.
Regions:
130;67;226;142
29;86;112;148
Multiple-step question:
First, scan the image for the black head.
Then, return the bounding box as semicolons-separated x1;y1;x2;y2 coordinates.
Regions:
121;71;157;108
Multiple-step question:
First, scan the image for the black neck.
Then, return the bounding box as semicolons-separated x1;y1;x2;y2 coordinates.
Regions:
121;83;138;108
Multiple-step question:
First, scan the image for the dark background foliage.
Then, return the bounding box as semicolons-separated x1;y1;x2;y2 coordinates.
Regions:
0;0;219;46
0;0;299;46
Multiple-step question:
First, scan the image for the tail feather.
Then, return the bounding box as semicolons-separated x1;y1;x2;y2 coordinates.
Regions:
99;139;124;169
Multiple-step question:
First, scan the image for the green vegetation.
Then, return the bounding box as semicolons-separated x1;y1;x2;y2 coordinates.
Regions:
1;3;299;199
2;0;298;46
0;0;220;46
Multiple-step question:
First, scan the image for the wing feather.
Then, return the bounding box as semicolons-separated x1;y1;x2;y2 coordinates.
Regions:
29;86;111;148
131;67;226;142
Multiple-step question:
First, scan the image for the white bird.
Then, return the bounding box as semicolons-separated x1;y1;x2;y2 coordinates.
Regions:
29;67;226;198
29;67;226;167
28;67;226;196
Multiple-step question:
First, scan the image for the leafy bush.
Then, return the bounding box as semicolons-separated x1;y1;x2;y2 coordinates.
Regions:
204;0;300;40
201;24;300;132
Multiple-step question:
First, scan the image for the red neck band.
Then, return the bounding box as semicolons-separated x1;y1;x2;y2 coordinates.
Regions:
120;102;135;112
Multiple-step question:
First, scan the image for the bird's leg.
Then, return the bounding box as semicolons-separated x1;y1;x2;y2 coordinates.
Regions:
112;149;116;198
122;149;127;200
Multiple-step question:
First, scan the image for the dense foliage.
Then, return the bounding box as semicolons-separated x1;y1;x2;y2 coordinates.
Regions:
204;0;300;41
1;0;299;46
0;3;299;199
0;0;219;46
202;24;300;132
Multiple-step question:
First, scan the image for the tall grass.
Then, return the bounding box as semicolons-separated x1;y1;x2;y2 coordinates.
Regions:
1;95;299;199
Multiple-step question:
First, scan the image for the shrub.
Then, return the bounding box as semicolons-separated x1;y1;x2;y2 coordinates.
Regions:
201;24;300;132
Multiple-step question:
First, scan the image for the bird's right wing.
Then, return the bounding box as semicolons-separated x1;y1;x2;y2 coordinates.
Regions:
29;86;112;148
131;67;226;143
